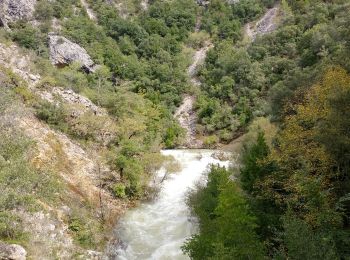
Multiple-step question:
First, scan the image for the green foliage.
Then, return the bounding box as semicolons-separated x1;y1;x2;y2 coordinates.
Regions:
234;68;350;258
203;135;219;148
190;66;350;258
240;131;269;193
34;101;69;133
0;212;27;243
196;0;350;140
0;92;60;244
277;214;339;260
164;124;183;148
232;0;265;23
113;183;127;199
68;216;98;248
34;0;54;21
186;31;210;49
183;166;265;259
61;0;194;109
0;128;59;213
10;22;43;50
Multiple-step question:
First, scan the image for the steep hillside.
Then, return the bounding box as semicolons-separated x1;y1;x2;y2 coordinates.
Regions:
183;0;350;259
0;0;188;258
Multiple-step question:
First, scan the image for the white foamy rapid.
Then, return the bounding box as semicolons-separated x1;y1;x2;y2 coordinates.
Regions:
115;149;231;260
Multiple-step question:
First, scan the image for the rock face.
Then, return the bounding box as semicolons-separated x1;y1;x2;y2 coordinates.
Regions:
38;87;106;116
48;33;97;72
0;242;27;260
80;0;97;21
254;7;278;37
0;43;41;87
246;6;279;41
0;0;36;27
175;41;213;148
175;95;202;148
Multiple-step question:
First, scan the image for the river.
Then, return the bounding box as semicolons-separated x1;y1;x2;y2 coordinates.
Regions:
114;149;231;259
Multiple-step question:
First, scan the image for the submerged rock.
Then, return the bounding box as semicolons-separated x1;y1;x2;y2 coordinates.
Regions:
48;33;98;73
0;0;36;28
0;242;27;260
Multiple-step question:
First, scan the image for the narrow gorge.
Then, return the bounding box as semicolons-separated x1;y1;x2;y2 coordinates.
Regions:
1;0;349;259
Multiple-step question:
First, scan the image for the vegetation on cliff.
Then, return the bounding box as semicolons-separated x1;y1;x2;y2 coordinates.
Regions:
184;0;350;258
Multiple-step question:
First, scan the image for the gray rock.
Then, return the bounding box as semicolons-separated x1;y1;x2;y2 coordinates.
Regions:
0;0;37;28
196;0;209;6
0;242;27;260
86;250;103;260
48;33;97;73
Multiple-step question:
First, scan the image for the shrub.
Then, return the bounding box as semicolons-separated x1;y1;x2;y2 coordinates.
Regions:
0;212;26;243
36;76;57;89
68;217;94;248
113;183;126;198
10;22;42;50
34;0;54;21
14;86;36;104
186;31;210;49
203;135;219;148
34;101;68;132
164;124;183;148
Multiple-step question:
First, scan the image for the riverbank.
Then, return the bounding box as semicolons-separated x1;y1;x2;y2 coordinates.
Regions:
110;149;231;259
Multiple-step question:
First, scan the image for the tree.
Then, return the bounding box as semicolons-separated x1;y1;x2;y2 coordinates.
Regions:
183;166;265;259
240;131;270;193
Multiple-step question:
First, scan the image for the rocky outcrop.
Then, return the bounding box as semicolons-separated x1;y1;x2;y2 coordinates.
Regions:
15;210;75;260
140;0;148;11
175;41;213;148
196;0;209;6
80;0;97;21
0;242;27;260
0;0;36;28
38;87;106;116
0;39;125;259
187;41;213;86
246;6;279;41
254;7;278;38
0;43;41;87
48;33;98;73
175;95;202;148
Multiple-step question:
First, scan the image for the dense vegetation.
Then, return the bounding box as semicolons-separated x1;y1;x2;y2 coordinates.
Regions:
2;0;350;257
184;0;350;259
185;68;350;258
196;0;350;143
4;0;203;202
1;0;201;251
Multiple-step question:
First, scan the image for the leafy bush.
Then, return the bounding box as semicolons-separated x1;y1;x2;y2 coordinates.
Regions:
34;0;54;21
10;22;47;55
183;166;265;259
203;135;219;148
68;216;95;248
0;212;26;243
164;124;184;148
34;101;68;132
113;183;127;199
186;31;210;49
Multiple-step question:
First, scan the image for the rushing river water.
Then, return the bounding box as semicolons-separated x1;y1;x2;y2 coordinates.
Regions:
115;149;231;260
